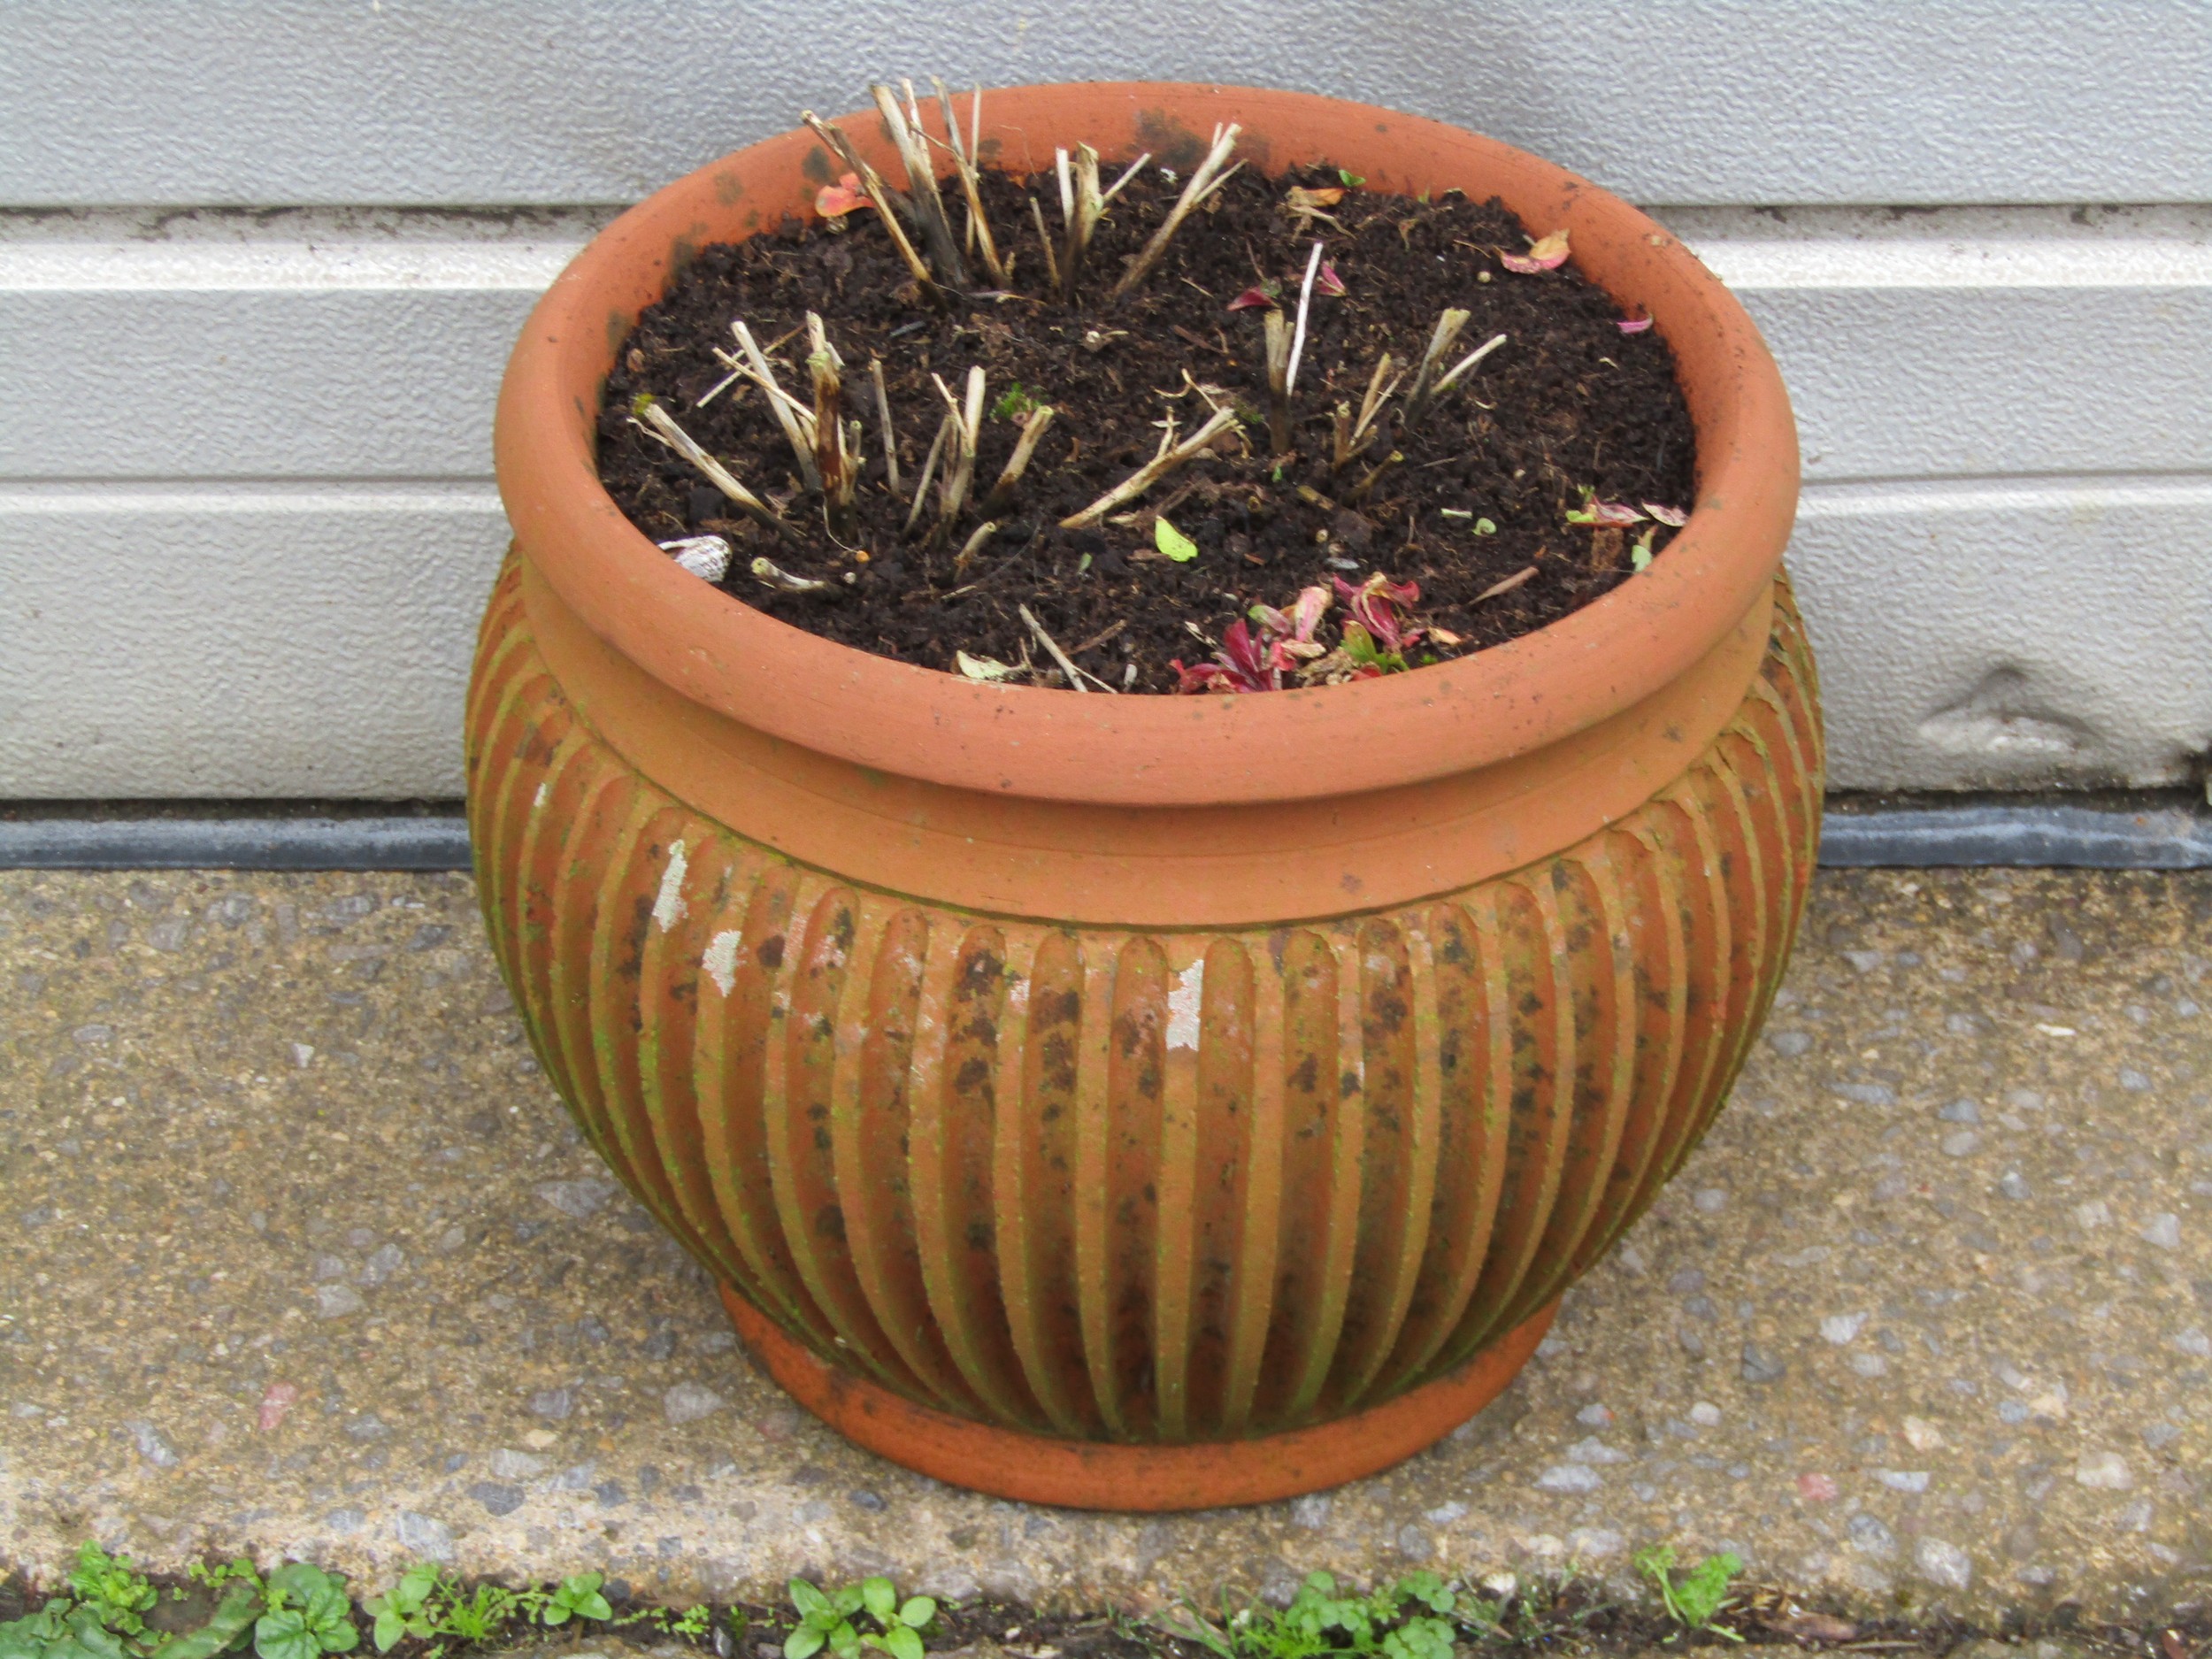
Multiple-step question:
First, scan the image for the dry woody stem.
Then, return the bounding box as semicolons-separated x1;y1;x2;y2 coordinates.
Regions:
875;82;970;286
1333;352;1401;472
1054;144;1150;303
1422;331;1509;412
801;110;949;307
1018;603;1111;692
806;320;860;541
869;356;902;496
928;78;1007;285
749;555;841;595
905;415;951;534
1108;123;1242;302
633;398;798;542
980;405;1057;515
1263;311;1293;456
932;366;988;534
1060;405;1240;528
1400;307;1473;427
729;319;821;491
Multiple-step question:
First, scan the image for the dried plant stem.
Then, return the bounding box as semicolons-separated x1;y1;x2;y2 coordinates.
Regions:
1055;145;1102;303
980;405;1056;515
1345;448;1402;506
1018;603;1112;693
1059;405;1240;528
906;415;951;534
1052;144;1149;303
875;82;969;286
1109;123;1243;303
1475;565;1539;603
929;78;1006;284
1026;196;1062;292
801;111;949;307
1263;311;1293;456
1423;331;1509;409
951;519;999;576
731;320;821;491
868;357;902;496
1285;240;1324;395
1333;353;1401;471
710;346;817;426
749;556;841;596
933;366;987;530
634;398;798;542
806;330;859;541
1400;307;1473;426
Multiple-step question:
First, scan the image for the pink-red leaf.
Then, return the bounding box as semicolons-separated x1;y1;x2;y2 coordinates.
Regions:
1333;572;1422;654
814;173;871;218
1316;261;1347;297
1642;502;1688;526
1226;286;1278;311
1617;314;1654;334
1500;228;1570;273
1566;497;1645;528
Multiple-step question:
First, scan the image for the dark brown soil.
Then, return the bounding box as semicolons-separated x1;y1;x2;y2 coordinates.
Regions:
595;156;1697;693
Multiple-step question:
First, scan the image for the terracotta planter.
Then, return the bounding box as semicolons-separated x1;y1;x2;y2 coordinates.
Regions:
471;82;1819;1511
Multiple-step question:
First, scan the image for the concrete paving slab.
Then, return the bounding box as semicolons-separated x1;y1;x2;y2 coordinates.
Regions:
2;868;2207;1620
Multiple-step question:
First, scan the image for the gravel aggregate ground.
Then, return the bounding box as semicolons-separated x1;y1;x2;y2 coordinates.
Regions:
2;867;2207;1622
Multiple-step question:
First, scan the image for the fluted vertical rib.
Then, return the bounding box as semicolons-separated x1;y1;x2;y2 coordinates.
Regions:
1217;938;1286;1432
466;556;1823;1440
1067;939;1123;1433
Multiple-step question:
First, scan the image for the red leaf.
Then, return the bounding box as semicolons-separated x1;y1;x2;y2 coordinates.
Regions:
1333;572;1421;653
814;173;871;218
1316;261;1347;297
1617;314;1654;334
1226;286;1278;311
1500;228;1571;273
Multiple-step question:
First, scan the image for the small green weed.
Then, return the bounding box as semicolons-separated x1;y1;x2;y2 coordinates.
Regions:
538;1575;614;1629
67;1545;159;1640
1634;1546;1745;1642
254;1567;357;1659
1171;1571;1464;1659
0;1541;682;1659
783;1578;936;1659
2;1549;354;1659
989;383;1039;422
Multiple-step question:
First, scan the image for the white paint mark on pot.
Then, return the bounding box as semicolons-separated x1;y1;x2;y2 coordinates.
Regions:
702;928;744;996
1166;958;1205;1050
652;840;687;931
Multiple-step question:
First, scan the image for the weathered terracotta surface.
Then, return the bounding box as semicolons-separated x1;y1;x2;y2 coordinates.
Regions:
472;83;1818;1508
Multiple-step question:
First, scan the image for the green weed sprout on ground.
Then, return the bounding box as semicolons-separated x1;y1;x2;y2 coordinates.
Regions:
67;1546;158;1642
783;1579;936;1659
1167;1571;1465;1659
253;1568;358;1659
1;1550;352;1659
1634;1547;1744;1642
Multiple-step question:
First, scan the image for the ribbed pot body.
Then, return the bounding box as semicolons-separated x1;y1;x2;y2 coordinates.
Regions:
475;82;1818;1464
466;558;1820;1441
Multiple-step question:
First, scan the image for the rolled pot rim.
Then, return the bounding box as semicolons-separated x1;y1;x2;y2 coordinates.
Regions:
494;81;1798;809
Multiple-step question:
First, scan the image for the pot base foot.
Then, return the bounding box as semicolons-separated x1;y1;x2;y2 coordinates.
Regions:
719;1286;1557;1510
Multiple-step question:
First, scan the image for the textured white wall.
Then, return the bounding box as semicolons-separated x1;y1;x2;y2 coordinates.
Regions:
3;2;2208;798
